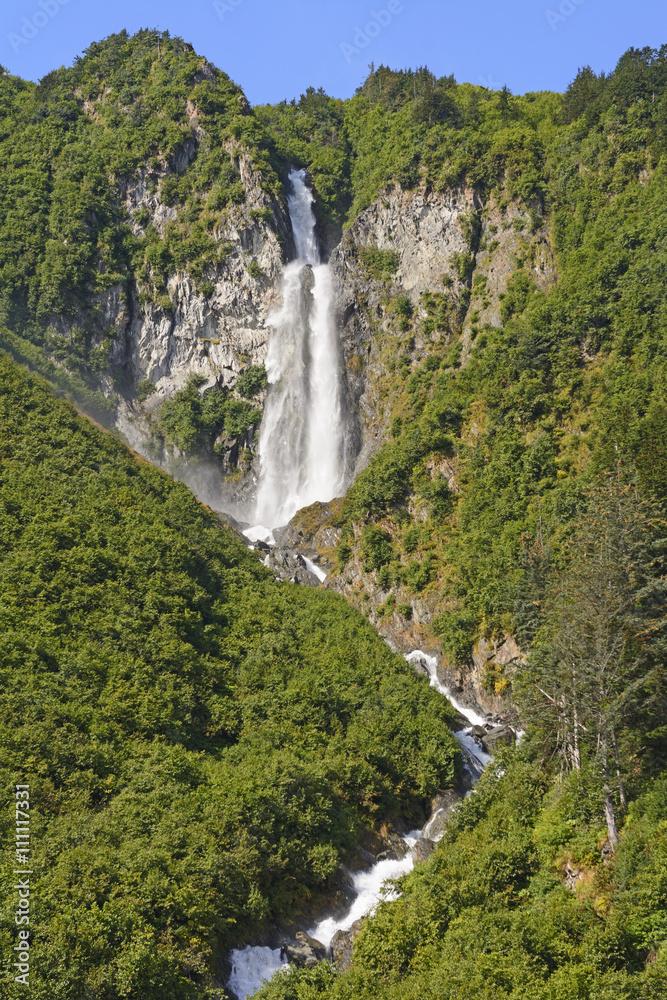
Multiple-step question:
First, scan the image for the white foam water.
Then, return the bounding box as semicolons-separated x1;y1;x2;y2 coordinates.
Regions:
227;828;421;998
423;808;447;841
302;556;327;583
404;650;488;728
226;650;496;998
227;946;288;1000
404;651;493;780
253;169;346;531
307;829;421;949
243;525;276;546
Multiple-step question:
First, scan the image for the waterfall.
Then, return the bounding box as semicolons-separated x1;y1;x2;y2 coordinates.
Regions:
253;169;346;531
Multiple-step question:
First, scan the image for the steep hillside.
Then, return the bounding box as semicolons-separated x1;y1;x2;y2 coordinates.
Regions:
0;353;459;998
259;53;667;713
5;37;667;711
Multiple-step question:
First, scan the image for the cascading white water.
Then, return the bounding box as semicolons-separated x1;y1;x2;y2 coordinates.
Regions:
253;169;346;532
228;830;421;1000
405;651;493;781
227;947;288;1000
307;828;421;949
227;651;495;999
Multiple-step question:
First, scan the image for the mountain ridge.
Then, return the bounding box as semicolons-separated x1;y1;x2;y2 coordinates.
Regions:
1;34;667;998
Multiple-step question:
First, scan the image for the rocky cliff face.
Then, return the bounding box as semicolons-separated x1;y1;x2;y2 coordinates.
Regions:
126;149;291;382
329;185;479;472
72;151;555;516
69;161;553;711
329;183;556;470
66;137;295;513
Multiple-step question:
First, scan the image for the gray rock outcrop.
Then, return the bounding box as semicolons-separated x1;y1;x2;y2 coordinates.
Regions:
422;789;462;840
328;184;556;476
375;833;411;862
281;932;327;968
482;725;516;754
331;920;362;972
263;546;322;587
411;837;436;863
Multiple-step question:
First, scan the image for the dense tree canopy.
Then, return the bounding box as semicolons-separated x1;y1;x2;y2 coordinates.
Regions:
0;355;458;998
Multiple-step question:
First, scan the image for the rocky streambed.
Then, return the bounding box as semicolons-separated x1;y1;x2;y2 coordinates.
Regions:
225;650;517;1000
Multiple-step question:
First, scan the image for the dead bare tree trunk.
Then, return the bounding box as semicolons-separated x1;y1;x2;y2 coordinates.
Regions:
604;789;619;852
571;662;581;771
601;733;619;852
613;732;627;811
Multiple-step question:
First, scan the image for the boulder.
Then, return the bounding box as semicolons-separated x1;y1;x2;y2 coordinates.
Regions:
564;860;582;889
215;510;247;538
281;932;326;969
375;833;410;862
470;724;488;739
481;725;516;754
295;932;326;956
411;837;435;863
265;547;321;587
422;789;461;840
357;847;379;867
331;920;362;971
299;264;315;293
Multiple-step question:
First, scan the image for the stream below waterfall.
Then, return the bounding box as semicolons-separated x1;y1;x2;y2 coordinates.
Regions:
227;652;494;1000
229;172;495;1000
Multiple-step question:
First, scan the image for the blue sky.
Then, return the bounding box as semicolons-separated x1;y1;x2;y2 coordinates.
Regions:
2;0;666;103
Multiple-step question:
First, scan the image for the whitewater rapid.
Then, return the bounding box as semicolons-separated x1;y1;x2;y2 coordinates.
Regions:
227;827;420;999
405;651;493;781
227;651;493;999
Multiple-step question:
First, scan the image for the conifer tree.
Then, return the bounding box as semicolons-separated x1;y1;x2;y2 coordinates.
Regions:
517;473;667;849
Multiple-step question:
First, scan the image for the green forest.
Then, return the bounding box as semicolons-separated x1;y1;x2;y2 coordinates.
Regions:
0;25;666;1000
257;475;667;999
0;355;458;997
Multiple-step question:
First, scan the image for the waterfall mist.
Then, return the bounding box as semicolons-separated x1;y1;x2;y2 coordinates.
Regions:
254;169;346;531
